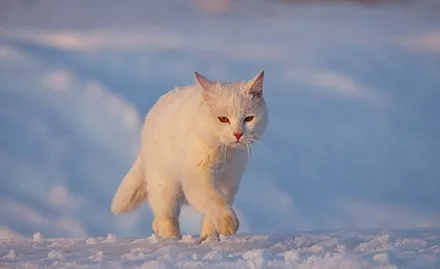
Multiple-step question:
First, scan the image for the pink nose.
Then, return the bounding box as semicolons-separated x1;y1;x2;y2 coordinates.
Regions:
233;132;243;140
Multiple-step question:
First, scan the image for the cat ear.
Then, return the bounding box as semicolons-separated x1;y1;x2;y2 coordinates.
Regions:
247;70;264;98
194;72;214;92
194;72;216;101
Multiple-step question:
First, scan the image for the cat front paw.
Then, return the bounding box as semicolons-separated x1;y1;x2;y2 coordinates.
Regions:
216;209;239;236
152;217;182;239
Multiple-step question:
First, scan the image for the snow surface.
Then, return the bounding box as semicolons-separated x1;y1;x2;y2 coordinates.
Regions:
2;230;440;268
1;1;440;267
1;0;440;256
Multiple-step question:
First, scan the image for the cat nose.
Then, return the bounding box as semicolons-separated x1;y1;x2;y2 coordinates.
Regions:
233;132;243;140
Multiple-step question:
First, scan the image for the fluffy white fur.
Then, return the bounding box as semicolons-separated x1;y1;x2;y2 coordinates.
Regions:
111;71;268;242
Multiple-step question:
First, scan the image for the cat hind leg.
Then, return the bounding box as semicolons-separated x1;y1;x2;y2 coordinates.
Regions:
148;174;183;239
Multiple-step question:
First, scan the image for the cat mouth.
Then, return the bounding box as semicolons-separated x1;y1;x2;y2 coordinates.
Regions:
229;140;248;148
230;143;243;149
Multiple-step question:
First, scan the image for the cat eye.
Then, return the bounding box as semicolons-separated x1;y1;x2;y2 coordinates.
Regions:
244;116;254;122
218;116;230;123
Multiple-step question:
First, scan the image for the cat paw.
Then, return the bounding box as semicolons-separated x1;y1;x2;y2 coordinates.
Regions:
152;217;182;239
197;233;219;245
216;209;239;236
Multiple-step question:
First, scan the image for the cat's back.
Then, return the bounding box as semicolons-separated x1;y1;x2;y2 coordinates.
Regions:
141;84;201;146
143;85;197;124
151;85;198;114
140;84;203;170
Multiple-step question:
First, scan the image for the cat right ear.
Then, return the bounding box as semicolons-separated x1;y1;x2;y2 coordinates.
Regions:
194;72;215;100
194;72;212;90
247;70;264;99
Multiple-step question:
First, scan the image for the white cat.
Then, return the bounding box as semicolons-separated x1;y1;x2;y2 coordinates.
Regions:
111;71;268;242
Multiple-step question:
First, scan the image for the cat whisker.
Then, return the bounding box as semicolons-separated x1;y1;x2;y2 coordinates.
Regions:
222;145;228;163
249;138;275;161
245;144;249;161
245;143;252;162
248;142;255;161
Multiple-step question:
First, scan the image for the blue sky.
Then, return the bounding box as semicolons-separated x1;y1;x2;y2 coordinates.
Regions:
0;0;440;238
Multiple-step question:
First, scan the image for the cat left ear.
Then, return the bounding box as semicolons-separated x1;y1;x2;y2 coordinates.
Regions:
248;70;264;98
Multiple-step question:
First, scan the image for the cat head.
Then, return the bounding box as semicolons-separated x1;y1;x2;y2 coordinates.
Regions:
194;71;268;149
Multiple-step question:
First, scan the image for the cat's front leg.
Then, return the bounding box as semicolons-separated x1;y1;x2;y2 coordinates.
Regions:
198;189;240;243
197;217;219;244
182;172;239;237
198;211;240;242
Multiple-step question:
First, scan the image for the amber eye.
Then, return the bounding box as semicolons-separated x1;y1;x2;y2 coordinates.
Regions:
244;116;254;122
218;116;230;123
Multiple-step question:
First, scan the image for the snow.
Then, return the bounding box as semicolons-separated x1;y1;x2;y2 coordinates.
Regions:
1;0;440;267
32;232;45;244
2;230;440;268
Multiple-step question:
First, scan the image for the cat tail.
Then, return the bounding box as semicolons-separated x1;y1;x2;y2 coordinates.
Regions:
111;152;147;214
